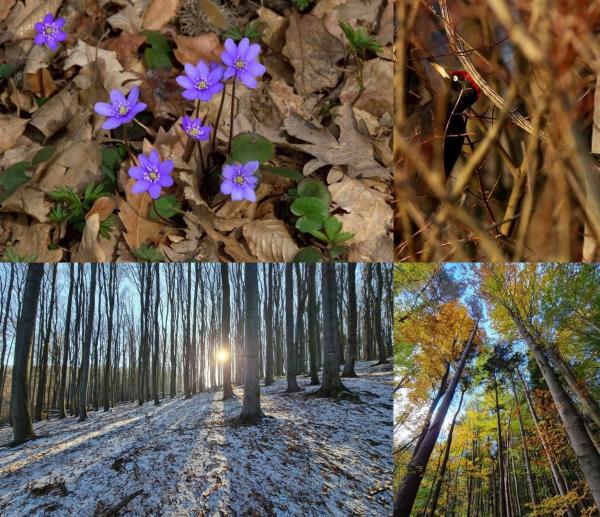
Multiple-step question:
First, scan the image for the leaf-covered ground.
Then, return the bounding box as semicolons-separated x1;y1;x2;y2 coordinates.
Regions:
0;0;393;263
0;362;392;516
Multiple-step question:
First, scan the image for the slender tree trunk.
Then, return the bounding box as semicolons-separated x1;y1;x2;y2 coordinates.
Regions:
285;264;300;392
221;264;233;399
78;264;97;422
512;313;600;508
58;265;75;419
307;264;319;385
103;264;116;411
264;265;274;386
237;263;262;424
342;263;358;377
152;264;160;406
492;370;508;517
394;323;478;517
374;264;388;365
34;264;57;421
428;389;465;516
10;264;44;445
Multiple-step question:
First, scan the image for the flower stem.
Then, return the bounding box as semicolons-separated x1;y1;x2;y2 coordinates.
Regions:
123;125;135;163
227;78;237;154
212;87;227;151
151;199;173;226
197;142;205;175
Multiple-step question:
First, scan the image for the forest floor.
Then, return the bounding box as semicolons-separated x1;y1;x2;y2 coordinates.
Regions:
0;361;392;516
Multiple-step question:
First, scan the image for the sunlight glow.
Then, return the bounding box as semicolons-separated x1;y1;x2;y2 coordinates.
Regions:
216;348;229;363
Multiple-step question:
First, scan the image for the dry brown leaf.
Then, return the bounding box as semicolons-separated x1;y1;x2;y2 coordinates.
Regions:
0;185;50;222
172;33;223;67
64;40;139;93
103;32;146;68
340;58;393;118
117;178;168;250
5;219;63;261
86;196;116;220
29;86;78;138
72;213;106;262
107;6;142;34
35;140;102;194
0;115;28;153
243;219;299;262
0;0;17;22
24;68;57;97
329;176;392;262
282;13;345;96
142;0;180;31
266;79;312;121
282;106;389;178
257;6;288;52
24;44;50;75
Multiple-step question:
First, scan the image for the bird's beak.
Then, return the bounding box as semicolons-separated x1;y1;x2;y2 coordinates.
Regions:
431;62;450;80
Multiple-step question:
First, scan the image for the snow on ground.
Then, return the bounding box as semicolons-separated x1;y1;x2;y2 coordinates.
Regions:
0;361;392;516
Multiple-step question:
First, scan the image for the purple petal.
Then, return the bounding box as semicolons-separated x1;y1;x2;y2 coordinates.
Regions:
102;117;122;130
209;67;224;82
197;90;214;102
44;13;54;24
221;51;234;66
242;185;256;202
222;67;235;80
34;33;46;45
245;44;261;62
196;60;209;77
94;102;115;116
222;165;238;179
230;185;244;201
247;62;266;77
127;86;139;105
242;161;260;175
34;22;44;32
47;39;59;52
129;102;147;118
182;89;199;101
224;38;237;56
149;149;160;166
110;89;126;105
128;166;145;180
54;30;67;42
210;82;224;95
184;63;199;81
220;179;234;195
239;72;257;89
158;160;174;176
148;184;162;199
55;17;66;28
176;75;195;90
138;154;150;169
238;38;250;56
131;180;149;194
158;174;174;187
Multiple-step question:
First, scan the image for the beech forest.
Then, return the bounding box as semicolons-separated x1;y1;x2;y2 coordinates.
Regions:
0;262;392;516
394;264;600;516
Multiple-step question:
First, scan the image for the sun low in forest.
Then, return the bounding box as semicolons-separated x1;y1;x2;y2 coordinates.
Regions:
393;263;600;516
0;262;393;516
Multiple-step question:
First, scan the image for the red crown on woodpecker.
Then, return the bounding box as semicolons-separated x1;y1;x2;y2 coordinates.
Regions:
449;70;481;97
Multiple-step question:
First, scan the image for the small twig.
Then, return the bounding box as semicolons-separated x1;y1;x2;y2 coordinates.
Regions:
228;78;237;154
98;489;144;517
212;87;227;150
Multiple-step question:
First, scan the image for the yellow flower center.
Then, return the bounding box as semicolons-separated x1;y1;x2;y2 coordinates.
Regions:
235;59;245;70
190;127;198;136
197;80;207;89
44;25;55;36
234;175;245;185
118;104;129;116
148;172;158;181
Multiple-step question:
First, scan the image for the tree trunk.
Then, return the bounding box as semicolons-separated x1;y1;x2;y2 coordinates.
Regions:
78;264;97;422
221;264;233;400
264;264;274;386
512;313;600;508
342;263;358;377
34;264;57;421
394;323;478;517
10;264;44;445
103;264;116;411
374;264;388;365
236;263;262;425
307;264;319;385
0;263;15;413
492;370;508;517
58;264;75;419
285;264;300;393
152;264;160;406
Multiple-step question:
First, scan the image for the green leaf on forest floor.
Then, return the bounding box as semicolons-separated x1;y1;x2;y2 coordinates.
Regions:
149;195;182;220
294;246;323;262
262;165;303;182
143;30;173;69
228;133;274;164
31;146;56;166
290;196;329;233
133;245;164;262
0;162;31;204
0;64;13;79
297;178;331;206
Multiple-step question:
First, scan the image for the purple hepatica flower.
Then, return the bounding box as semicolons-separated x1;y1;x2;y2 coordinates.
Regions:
221;38;266;89
176;61;224;102
128;149;174;200
94;87;147;130
181;116;211;141
220;161;259;202
34;13;67;52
